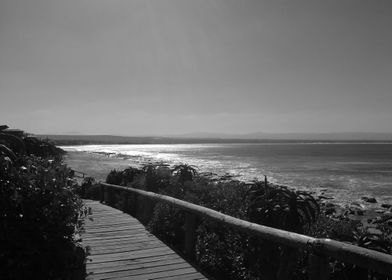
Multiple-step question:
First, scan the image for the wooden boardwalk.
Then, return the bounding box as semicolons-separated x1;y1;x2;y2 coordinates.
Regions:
82;200;207;280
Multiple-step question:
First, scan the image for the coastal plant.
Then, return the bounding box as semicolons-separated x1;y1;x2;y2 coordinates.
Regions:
0;126;88;279
0;132;26;155
0;143;17;162
142;163;173;192
0;128;64;160
246;183;320;280
23;136;64;159
353;231;391;254
172;164;198;184
0;154;88;279
106;169;123;185
247;183;319;233
76;176;97;198
122;166;143;185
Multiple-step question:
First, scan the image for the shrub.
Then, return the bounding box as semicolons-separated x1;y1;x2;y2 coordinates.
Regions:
105;169;123;185
0;136;87;279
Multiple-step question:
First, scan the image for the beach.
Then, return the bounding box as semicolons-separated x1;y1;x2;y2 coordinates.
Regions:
64;150;133;181
62;143;392;207
63;147;392;226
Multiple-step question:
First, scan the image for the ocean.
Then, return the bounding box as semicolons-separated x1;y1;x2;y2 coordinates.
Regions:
63;143;392;207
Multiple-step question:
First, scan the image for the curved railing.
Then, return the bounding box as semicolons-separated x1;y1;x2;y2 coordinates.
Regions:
97;182;392;279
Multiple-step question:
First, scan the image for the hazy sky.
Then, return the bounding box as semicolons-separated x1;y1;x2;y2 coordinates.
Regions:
1;0;391;135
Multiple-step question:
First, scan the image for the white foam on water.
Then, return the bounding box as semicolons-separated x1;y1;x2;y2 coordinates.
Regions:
62;144;392;205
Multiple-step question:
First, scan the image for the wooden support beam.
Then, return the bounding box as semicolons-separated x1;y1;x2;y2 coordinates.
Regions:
122;191;129;213
99;184;104;203
184;212;197;259
308;253;329;280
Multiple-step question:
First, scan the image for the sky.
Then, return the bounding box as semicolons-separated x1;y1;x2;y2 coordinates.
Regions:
1;0;391;135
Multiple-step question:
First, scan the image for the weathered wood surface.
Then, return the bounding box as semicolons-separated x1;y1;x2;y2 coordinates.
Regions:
82;200;207;280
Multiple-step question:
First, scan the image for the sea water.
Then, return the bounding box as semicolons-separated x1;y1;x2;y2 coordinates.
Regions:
63;143;392;206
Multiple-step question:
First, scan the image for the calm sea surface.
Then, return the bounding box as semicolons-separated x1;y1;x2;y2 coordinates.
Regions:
63;143;392;206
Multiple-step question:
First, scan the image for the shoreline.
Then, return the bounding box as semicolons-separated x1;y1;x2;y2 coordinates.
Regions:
64;150;392;226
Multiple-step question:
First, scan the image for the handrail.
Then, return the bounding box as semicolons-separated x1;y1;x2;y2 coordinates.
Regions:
100;182;392;278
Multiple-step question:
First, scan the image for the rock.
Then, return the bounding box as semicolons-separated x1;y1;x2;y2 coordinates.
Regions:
318;195;334;200
362;196;377;203
367;228;382;235
381;203;391;209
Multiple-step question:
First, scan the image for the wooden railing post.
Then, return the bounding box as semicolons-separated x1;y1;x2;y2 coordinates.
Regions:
136;194;143;220
184;212;197;259
122;191;129;213
130;193;138;217
308;252;329;280
277;247;298;280
107;187;115;206
99;184;104;203
142;198;154;224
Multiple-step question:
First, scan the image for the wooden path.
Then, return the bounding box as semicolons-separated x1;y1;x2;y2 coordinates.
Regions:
82;200;207;280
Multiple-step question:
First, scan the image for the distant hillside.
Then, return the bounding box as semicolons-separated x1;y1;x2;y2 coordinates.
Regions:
39;135;169;145
39;133;392;146
171;132;392;141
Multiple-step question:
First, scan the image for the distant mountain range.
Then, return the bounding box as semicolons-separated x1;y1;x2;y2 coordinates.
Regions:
39;132;392;145
168;132;392;141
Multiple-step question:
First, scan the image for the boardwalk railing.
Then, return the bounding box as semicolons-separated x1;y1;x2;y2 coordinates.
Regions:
98;182;392;279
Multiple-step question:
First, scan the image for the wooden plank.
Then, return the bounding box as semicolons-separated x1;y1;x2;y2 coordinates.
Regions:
89;247;174;263
85;222;141;228
91;242;166;255
89;255;184;274
89;262;191;279
84;236;157;247
84;221;145;229
158;273;207;280
82;200;207;280
83;232;148;241
83;233;153;243
110;268;201;280
83;228;146;237
86;254;180;270
84;236;158;248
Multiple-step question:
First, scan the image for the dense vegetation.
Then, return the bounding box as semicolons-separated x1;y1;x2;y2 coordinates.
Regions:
0;127;88;280
79;163;392;280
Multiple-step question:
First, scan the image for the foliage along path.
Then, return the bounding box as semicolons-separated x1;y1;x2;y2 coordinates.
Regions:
82;200;207;280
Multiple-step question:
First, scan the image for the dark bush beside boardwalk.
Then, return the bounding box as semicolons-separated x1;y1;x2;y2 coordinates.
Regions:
0;131;88;280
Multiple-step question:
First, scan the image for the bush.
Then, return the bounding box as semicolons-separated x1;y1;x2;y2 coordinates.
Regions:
0;140;87;279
